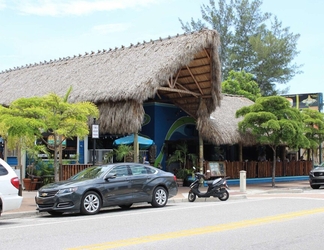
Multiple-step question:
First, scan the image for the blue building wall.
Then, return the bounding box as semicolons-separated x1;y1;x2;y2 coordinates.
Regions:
79;140;85;164
142;102;197;168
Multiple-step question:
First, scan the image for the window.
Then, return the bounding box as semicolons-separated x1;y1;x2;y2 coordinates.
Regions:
109;165;131;177
0;164;8;176
130;165;157;175
145;166;157;174
130;165;147;175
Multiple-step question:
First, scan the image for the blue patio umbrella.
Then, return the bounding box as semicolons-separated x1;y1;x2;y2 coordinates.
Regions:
113;134;154;149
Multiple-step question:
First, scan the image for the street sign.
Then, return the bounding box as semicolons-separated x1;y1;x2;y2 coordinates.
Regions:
92;124;99;139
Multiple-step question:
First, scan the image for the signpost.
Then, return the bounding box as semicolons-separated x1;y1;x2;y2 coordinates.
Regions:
92;118;99;166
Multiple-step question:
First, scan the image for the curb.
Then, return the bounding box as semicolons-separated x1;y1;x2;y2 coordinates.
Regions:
2;211;39;219
168;195;247;203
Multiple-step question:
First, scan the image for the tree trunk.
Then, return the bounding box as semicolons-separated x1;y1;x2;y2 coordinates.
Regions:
54;144;59;182
272;147;276;187
59;135;63;181
199;135;203;173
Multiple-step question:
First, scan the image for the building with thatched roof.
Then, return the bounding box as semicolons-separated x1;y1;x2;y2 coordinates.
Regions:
0;29;221;136
0;28;256;169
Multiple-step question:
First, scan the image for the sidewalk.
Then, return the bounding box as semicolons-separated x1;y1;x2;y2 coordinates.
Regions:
2;180;311;219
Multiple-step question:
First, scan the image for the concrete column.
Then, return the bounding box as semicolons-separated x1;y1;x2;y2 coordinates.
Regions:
240;170;246;192
84;136;89;164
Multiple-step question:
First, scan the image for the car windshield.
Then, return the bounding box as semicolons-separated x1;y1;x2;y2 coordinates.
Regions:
70;166;112;180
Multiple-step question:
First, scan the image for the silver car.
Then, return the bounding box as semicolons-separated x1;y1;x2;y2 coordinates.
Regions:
309;162;324;189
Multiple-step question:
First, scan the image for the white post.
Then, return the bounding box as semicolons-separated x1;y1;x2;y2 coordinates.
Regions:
83;136;89;164
240;170;246;192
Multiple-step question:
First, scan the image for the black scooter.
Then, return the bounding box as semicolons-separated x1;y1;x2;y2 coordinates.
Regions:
188;172;229;202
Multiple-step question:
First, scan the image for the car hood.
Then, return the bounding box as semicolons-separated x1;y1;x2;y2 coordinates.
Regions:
313;167;324;171
40;178;95;190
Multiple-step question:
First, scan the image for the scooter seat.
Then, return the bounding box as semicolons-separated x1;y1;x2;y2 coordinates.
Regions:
212;178;222;185
205;180;214;185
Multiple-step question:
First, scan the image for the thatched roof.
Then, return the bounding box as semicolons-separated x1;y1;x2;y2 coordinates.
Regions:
0;29;222;134
198;94;256;146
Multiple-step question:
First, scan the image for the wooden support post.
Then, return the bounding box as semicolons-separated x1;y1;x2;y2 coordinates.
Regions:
134;133;139;163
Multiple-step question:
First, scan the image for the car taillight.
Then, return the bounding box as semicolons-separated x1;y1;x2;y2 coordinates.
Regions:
11;177;20;189
173;175;177;181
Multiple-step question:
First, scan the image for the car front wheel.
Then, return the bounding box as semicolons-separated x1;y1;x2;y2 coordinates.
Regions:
151;187;168;207
311;184;320;189
80;191;101;215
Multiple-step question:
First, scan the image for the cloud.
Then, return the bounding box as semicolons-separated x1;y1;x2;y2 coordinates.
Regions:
92;23;133;34
0;0;6;9
12;0;161;16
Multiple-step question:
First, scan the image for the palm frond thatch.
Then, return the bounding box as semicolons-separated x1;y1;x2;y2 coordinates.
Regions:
198;94;256;146
0;29;222;134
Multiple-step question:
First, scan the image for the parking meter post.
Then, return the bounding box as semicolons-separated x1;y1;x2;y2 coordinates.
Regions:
240;170;246;192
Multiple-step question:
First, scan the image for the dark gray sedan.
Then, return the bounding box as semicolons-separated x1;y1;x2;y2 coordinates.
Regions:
309;162;324;189
35;163;178;216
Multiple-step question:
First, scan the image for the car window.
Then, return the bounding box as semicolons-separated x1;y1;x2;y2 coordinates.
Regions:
109;165;131;177
145;166;157;174
130;165;148;175
70;166;111;180
129;165;157;175
0;164;8;176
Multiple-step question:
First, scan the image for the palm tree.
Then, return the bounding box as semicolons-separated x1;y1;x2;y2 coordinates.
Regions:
167;142;197;170
114;144;134;162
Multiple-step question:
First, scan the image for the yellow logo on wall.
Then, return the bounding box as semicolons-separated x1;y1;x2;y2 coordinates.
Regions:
47;135;66;150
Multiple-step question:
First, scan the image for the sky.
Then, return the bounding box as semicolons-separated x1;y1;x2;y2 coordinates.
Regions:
0;0;323;95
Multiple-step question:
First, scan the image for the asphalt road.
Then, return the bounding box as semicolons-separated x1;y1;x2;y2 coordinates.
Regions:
1;189;324;250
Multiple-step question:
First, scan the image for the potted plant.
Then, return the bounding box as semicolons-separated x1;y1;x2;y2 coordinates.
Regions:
23;145;49;190
23;165;38;191
167;142;197;186
36;161;55;186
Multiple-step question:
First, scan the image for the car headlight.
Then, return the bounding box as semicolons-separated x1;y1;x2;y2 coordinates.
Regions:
57;187;78;195
309;171;314;177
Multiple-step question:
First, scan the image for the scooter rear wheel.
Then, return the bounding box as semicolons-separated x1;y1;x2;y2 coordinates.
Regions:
188;191;196;202
218;190;229;201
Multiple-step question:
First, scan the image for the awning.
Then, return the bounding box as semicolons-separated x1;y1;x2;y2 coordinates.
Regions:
113;134;154;149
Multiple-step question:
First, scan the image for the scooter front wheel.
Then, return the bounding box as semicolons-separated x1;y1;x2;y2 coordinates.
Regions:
188;191;196;202
218;189;229;201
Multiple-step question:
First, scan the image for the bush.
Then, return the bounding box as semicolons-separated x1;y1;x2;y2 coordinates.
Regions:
175;168;190;179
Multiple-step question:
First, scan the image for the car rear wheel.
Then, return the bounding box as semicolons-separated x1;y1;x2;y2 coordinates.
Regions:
311;184;320;189
119;204;133;209
47;211;63;216
151;186;168;207
80;191;101;215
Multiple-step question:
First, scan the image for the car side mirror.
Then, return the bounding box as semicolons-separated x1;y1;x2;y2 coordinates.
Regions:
104;174;117;181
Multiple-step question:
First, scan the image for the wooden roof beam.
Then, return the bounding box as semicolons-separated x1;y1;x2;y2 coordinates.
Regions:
168;70;181;88
186;65;203;95
157;86;200;97
203;48;210;59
